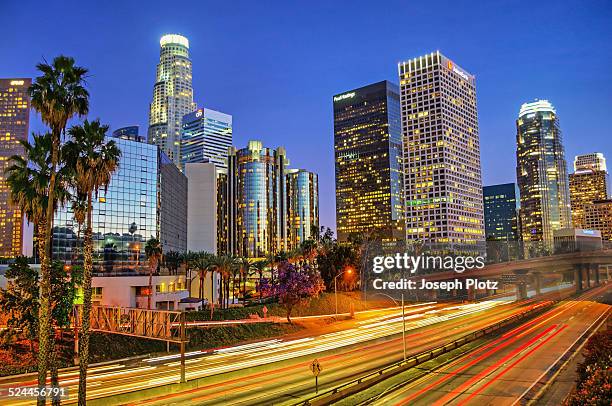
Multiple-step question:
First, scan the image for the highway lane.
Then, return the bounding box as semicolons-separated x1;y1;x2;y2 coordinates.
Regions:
368;284;610;406
119;300;556;405
0;286;569;405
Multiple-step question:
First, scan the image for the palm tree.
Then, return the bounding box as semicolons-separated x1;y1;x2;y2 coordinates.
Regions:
251;259;269;302
64;119;120;405
145;238;163;309
5;134;72;405
237;257;252;305
188;252;213;310
29;56;89;399
164;251;181;275
214;255;237;309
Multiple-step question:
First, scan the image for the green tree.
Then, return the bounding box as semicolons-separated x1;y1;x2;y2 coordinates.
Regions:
145;238;163;309
0;257;39;354
5;133;72;402
29;56;89;401
164;251;182;275
64;119;120;406
251;259;269;302
237;257;252;304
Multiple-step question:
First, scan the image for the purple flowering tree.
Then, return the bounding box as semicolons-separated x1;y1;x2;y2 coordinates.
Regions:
261;262;325;323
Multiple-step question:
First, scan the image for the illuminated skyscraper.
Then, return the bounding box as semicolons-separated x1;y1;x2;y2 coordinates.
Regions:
585;199;612;241
574;153;607;172
181;107;232;170
221;141;319;257
399;51;484;244
333;81;404;243
225;141;288;257
483;183;520;241
148;34;196;166
0;78;30;257
569;153;609;229
516;100;572;244
286;169;319;249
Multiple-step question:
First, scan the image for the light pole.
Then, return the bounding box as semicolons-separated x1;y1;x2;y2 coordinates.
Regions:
370;291;406;360
334;268;353;316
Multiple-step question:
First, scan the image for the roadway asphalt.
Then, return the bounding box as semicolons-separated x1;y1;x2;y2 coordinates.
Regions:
363;284;610;406
0;285;585;405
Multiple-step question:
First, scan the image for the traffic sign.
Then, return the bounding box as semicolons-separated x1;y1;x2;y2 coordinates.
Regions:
310;359;322;377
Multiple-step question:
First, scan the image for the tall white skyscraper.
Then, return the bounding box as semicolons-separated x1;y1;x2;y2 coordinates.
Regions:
399;51;484;244
148;34;196;165
181;107;233;170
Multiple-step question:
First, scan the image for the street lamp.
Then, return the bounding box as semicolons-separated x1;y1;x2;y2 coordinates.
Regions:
334;267;353;316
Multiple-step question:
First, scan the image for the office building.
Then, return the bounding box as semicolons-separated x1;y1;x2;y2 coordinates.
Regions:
553;228;602;253
399;51;484;244
181;107;232;170
148;34;196;166
286;169;319;249
333;81;404;243
52;131;187;274
186;162;223;253
574;153;607;172
224;141;288;257
585;199;612;241
569;153;610;228
113;125;144;143
483;183;520;241
516;100;572;244
0;78;31;258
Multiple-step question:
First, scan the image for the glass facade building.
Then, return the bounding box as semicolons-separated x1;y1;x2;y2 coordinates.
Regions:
0;78;30;257
516;100;572;244
483;183;520;241
181;107;232;170
399;52;484;244
286;169;319;249
224;141;288;257
52;134;187;274
148;34;196;166
113;125;144;143
333;81;404;243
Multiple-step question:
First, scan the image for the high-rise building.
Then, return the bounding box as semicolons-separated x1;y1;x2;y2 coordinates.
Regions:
181;107;232;170
53;132;187;273
224;141;288;257
483;183;520;241
569;153;609;229
516;100;572;244
585;199;612;241
333;81;404;243
0;78;31;258
148;34;196;166
185;162;223;253
113;125;144;143
399;51;484;244
286;169;319;249
574;153;607;172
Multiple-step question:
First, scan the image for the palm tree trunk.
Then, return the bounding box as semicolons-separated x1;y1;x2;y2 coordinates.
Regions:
37;128;60;405
49;328;60;406
210;272;215;318
78;193;94;405
148;264;153;310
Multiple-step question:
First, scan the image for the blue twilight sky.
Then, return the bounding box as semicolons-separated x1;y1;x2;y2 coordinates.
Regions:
1;0;611;232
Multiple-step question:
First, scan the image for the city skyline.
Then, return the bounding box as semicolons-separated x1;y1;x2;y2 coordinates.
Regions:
2;1;611;233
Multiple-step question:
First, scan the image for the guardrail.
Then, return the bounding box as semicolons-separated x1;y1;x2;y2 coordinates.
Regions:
297;300;554;406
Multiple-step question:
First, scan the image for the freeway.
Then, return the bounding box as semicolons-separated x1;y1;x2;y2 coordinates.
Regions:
0;287;573;405
361;284;610;406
